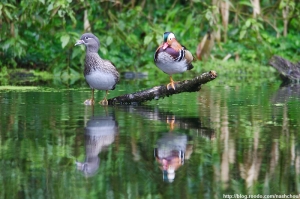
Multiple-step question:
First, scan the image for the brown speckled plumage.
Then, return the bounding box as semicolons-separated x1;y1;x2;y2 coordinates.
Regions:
75;33;120;105
84;53;120;87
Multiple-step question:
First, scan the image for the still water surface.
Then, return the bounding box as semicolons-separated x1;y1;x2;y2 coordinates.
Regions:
0;79;300;199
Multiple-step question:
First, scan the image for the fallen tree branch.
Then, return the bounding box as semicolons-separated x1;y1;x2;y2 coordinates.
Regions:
108;70;217;105
269;55;300;82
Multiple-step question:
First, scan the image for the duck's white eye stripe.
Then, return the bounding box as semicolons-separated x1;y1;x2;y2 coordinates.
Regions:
168;33;175;40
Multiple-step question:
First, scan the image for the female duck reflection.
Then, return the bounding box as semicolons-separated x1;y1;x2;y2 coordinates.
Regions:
76;113;118;177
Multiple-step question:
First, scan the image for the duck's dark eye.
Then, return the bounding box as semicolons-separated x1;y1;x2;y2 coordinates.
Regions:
85;36;89;40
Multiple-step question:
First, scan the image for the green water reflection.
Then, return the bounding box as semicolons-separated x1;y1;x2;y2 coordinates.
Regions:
0;82;300;199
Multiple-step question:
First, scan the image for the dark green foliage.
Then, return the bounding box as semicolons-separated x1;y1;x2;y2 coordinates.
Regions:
0;0;299;76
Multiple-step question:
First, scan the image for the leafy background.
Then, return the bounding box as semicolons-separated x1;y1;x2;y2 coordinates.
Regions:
0;0;299;80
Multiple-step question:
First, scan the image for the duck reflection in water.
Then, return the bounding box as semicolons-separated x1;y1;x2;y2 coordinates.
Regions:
154;116;194;183
76;113;118;177
154;132;193;183
120;106;214;183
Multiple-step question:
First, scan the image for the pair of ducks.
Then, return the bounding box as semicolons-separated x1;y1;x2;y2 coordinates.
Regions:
75;32;194;105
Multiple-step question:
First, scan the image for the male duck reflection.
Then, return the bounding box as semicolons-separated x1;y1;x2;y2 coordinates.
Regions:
154;132;193;183
76;114;118;177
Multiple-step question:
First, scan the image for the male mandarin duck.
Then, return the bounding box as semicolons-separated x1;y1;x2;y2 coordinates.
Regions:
75;33;120;105
154;32;194;90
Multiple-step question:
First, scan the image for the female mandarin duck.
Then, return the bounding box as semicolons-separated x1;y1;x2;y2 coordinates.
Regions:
75;33;120;105
154;32;194;90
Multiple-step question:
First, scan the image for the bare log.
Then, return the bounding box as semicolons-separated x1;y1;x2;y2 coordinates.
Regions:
269;55;300;82
108;70;217;105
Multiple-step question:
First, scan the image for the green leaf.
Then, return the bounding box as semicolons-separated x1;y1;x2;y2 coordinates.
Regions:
239;30;246;40
18;38;28;46
68;11;77;25
166;7;179;21
155;34;162;45
3;3;16;9
3;8;13;20
183;13;194;34
2;38;14;51
69;68;80;77
58;10;65;17
72;48;82;59
144;35;152;46
238;1;253;7
106;36;113;46
47;3;53;12
245;19;251;28
100;46;107;55
60;34;70;48
257;22;264;30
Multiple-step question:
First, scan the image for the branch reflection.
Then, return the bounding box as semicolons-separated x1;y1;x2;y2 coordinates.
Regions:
271;83;300;104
